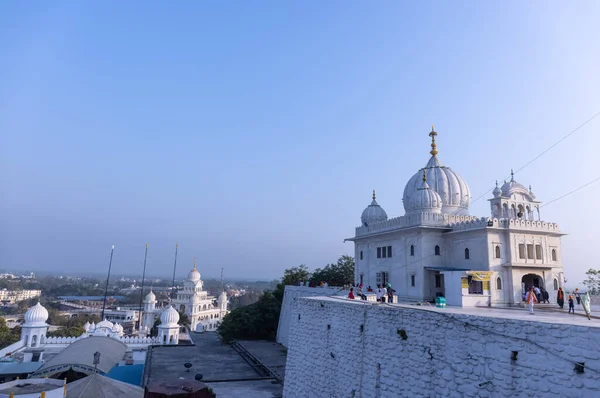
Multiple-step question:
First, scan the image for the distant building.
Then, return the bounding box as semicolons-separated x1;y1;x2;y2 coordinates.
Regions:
141;259;229;333
0;289;42;304
348;127;565;307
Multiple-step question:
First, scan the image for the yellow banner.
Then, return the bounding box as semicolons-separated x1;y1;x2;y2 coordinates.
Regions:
483;281;490;291
461;278;468;289
467;271;492;281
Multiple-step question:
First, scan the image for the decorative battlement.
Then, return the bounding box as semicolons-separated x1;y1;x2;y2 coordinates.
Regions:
42;335;157;345
355;214;561;237
449;217;560;232
355;213;480;237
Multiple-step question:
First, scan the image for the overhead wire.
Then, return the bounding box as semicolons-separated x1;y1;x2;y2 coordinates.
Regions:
456;109;600;211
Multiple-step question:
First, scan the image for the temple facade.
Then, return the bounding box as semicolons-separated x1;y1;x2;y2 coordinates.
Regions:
348;127;565;307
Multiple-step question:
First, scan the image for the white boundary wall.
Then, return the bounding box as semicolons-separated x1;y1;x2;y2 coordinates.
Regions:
283;297;600;397
276;286;347;348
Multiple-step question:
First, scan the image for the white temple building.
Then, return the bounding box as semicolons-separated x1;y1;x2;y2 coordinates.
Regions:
348;126;565;307
141;259;229;333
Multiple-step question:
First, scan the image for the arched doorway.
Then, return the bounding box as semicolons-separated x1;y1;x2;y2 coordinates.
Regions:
522;273;543;289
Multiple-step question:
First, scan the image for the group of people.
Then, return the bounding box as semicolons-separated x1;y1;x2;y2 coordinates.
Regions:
526;286;589;316
348;283;396;303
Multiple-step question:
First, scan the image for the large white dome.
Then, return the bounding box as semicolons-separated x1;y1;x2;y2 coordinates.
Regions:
24;302;49;326
360;190;388;226
404;170;443;215
403;128;471;215
160;305;180;326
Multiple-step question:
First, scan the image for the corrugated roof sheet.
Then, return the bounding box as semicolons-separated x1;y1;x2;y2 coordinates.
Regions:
33;336;127;376
67;374;143;398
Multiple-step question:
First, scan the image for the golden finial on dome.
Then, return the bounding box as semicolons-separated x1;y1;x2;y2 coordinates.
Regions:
193;257;197;269
428;125;438;157
372;189;376;200
423;169;427;182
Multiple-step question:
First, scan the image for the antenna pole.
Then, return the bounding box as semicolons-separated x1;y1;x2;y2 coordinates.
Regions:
221;267;224;292
101;245;115;320
137;244;149;332
170;244;179;301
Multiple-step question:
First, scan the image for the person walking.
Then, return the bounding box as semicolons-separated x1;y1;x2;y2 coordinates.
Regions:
568;295;575;313
526;287;537;315
557;287;565;309
542;288;550;304
575;288;581;305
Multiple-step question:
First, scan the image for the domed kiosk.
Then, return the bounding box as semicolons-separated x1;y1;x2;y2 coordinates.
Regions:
157;306;180;345
22;302;49;348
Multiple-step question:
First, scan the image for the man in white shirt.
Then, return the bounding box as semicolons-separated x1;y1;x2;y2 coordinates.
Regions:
534;286;541;302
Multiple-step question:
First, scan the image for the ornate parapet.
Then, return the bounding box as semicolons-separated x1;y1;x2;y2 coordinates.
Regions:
354;213;481;237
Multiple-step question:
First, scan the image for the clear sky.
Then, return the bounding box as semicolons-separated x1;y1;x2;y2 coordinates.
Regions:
1;2;599;284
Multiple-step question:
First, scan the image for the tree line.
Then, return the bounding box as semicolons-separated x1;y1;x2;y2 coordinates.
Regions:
217;255;354;342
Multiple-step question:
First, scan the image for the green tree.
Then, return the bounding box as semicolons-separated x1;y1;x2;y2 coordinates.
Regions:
0;318;20;349
217;291;281;342
178;311;190;326
150;318;161;337
583;269;600;294
310;255;355;286
280;265;311;287
47;326;85;338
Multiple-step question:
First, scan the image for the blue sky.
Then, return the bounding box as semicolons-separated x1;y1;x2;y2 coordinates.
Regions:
1;2;599;284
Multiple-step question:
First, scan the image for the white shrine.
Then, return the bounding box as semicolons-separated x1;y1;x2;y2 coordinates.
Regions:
348;126;566;307
141;259;229;333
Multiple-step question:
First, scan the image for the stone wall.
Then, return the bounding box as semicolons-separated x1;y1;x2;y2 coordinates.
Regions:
283;297;600;397
276;286;346;348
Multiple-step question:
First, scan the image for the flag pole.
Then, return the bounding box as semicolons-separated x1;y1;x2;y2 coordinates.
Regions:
137;244;149;332
170;244;179;302
101;245;115;320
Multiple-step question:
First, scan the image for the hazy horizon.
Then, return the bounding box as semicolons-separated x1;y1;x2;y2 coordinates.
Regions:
2;2;600;285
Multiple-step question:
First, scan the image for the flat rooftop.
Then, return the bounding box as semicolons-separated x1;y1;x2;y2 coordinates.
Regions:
307;296;600;328
144;332;283;398
0;381;61;394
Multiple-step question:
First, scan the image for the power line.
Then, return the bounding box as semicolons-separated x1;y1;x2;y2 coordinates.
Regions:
541;176;600;208
458;109;600;211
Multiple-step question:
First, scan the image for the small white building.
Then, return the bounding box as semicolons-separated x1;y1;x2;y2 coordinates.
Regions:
142;259;229;333
348;127;565;307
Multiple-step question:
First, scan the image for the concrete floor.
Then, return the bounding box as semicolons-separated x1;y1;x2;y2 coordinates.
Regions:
144;332;284;397
318;296;600;328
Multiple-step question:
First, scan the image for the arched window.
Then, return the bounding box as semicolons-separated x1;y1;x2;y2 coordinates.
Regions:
435;245;440;256
552;249;557;262
410;245;415;256
360;251;363;260
496;277;502;290
553;278;559;290
464;248;470;259
495;245;501;259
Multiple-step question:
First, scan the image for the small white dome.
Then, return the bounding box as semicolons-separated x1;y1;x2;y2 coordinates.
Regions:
83;321;91;332
160;305;180;326
188;259;201;283
361;190;388;227
96;319;114;330
404;170;442;215
501;171;529;197
145;290;156;303
24;302;49;325
493;181;502;198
